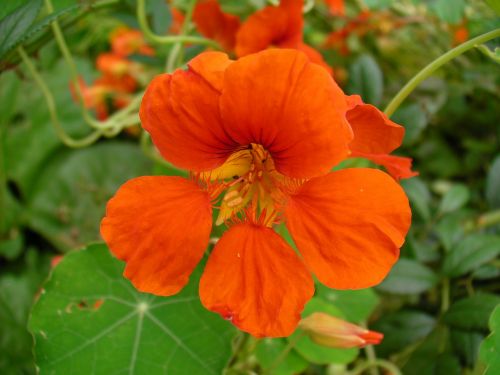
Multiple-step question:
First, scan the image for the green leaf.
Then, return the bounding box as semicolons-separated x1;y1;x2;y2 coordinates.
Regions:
0;0;43;59
255;338;308;375
401;177;432;221
26;142;151;251
486;155;500;208
485;0;500;15
148;0;171;35
4;59;94;195
402;327;460;375
346;54;384;106
372;310;436;357
480;305;500;375
434;210;469;251
450;329;484;368
442;234;500;278
0;249;51;374
431;0;465;24
290;297;358;365
377;258;439;295
29;243;236;375
315;284;379;323
472;264;500;280
444;293;500;331
438;184;470;215
392;103;428;146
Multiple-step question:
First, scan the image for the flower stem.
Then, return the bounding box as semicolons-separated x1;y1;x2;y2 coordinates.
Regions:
440;277;450;314
384;28;500;117
17;46;103;148
364;344;380;375
351;359;402;375
136;0;220;50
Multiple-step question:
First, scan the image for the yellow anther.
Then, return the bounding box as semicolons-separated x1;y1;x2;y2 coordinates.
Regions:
226;197;243;208
223;190;240;201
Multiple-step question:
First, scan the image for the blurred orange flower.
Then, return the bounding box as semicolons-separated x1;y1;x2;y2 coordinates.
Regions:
71;76;131;120
235;0;332;73
101;49;411;337
193;0;241;51
110;26;154;57
324;0;345;16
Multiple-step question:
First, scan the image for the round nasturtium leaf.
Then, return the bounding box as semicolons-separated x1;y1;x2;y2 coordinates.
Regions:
255;338;308;375
28;243;236;375
289;297;359;365
315;284;379;323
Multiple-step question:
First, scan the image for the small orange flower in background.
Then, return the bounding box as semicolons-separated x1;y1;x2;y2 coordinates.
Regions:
110;26;155;57
193;0;241;51
101;49;412;337
72;26;152;120
235;0;332;73
451;20;469;46
299;312;383;348
324;0;345;17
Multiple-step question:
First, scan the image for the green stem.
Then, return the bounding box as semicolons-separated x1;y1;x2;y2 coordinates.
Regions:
465;209;500;232
364;344;380;375
136;0;219;50
44;0;102;128
168;0;198;71
384;28;500;117
17;46;103;148
440;277;450;314
351;359;402;375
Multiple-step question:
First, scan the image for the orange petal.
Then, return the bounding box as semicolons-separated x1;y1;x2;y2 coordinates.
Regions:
187;51;233;92
220;49;351;178
193;0;241;51
285;168;411;289
347;95;404;154
199;223;314;337
352;151;418;180
235;0;303;57
140;56;237;171
297;43;333;75
101;176;212;296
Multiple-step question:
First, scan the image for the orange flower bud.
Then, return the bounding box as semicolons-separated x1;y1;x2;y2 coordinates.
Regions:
298;312;383;348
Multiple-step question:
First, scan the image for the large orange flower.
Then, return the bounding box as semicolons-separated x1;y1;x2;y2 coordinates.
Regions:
101;49;411;337
235;0;332;73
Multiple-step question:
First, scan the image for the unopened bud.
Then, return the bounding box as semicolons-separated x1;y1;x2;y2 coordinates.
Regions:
298;312;383;349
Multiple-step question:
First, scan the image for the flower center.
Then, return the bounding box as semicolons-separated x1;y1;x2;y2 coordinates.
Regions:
204;144;287;227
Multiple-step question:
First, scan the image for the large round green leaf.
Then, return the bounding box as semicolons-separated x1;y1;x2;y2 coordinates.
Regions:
29;243;236;375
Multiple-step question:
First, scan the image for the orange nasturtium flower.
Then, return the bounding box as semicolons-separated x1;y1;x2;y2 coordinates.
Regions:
235;0;332;73
101;49;411;337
